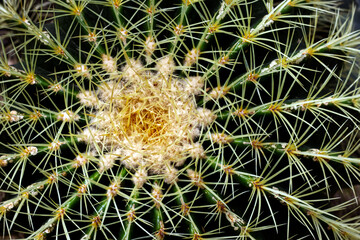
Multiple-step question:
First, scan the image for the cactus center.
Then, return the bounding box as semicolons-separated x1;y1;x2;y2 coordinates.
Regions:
106;78;197;153
79;57;213;183
123;101;168;142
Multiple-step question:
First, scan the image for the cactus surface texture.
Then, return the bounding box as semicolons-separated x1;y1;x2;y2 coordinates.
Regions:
2;0;360;239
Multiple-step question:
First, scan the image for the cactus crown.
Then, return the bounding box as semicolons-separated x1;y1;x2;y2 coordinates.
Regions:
1;0;360;239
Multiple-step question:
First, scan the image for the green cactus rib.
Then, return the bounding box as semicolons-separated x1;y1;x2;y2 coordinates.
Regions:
25;170;101;240
1;0;360;239
216;93;360;124
172;181;204;238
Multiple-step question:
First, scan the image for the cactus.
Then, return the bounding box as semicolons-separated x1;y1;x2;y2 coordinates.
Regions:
1;0;360;239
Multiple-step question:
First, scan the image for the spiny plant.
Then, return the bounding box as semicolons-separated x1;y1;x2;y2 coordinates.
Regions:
1;0;360;239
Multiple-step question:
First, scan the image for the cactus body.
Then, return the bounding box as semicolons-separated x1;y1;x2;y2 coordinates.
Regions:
1;0;360;239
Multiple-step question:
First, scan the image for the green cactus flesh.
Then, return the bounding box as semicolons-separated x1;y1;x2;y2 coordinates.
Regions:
1;0;360;239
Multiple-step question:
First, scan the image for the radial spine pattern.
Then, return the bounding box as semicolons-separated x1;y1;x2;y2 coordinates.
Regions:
1;0;360;239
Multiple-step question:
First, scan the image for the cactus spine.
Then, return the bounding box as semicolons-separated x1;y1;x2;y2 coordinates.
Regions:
1;0;360;239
